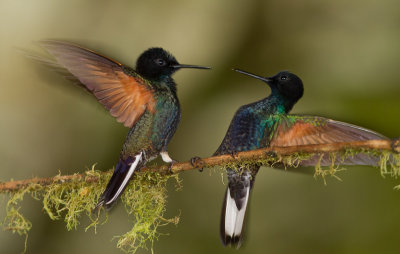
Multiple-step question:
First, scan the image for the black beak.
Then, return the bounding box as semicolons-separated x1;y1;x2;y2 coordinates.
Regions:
233;69;272;82
172;64;211;70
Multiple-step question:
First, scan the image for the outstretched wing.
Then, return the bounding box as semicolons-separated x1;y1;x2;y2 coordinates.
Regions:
270;115;389;166
38;40;156;128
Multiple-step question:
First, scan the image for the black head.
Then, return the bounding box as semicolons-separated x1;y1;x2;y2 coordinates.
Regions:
233;69;304;103
136;47;210;80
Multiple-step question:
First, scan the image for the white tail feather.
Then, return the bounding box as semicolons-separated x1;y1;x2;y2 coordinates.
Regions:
105;152;142;205
224;187;250;238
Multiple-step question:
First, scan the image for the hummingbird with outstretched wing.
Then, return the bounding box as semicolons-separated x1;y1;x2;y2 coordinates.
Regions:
215;69;389;248
33;40;210;210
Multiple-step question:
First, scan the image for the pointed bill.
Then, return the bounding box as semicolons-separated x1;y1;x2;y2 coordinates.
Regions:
172;64;211;69
233;68;272;82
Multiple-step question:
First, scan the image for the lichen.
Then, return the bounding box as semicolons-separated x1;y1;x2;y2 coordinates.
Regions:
1;185;36;252
313;153;345;185
218;148;400;188
312;149;400;185
115;171;180;253
219;151;314;173
380;151;400;178
2;165;180;254
2;147;400;253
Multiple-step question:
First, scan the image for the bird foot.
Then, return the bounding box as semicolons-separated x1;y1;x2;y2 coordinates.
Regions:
190;156;204;172
230;151;239;159
391;137;400;154
264;151;277;158
168;160;178;174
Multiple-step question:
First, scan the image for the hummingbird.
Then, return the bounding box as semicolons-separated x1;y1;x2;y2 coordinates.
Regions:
34;40;210;210
215;68;389;248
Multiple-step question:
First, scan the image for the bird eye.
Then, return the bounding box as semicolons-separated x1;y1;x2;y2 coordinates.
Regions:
155;58;166;66
280;76;287;80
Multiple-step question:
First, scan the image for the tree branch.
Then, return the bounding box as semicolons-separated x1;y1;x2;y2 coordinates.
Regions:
1;139;399;192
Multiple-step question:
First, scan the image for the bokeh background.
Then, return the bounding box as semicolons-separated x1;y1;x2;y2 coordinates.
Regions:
1;0;400;253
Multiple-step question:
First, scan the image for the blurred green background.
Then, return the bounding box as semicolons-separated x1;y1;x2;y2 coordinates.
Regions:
1;0;400;253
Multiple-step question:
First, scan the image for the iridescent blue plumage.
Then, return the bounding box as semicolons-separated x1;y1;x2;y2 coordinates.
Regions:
215;70;303;248
216;69;388;248
215;95;287;155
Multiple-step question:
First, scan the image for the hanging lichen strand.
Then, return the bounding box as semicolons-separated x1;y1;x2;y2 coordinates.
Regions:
1;142;400;254
2;166;181;254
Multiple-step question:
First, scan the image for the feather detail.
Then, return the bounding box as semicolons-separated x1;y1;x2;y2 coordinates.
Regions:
220;169;257;248
270;115;389;166
37;40;156;127
96;152;143;210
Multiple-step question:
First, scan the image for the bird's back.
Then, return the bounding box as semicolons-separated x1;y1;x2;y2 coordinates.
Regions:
214;99;281;156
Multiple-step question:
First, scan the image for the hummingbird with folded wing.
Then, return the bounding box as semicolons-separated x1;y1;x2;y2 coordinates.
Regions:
215;69;389;248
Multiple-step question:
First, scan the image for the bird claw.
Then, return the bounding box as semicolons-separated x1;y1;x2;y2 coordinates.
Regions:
265;151;277;158
168;160;177;174
391;137;400;154
230;151;239;159
190;156;204;172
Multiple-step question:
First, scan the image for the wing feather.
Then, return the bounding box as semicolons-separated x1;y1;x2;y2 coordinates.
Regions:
270;115;389;166
38;40;156;127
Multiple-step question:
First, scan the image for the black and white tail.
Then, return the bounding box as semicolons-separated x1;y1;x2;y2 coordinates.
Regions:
220;168;258;248
95;152;143;211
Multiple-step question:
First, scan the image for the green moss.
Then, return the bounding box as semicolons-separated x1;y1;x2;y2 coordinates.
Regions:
312;153;346;185
2;148;400;253
277;152;314;168
116;172;180;253
380;151;400;178
2;185;35;252
219;148;400;188
2;165;180;254
42;169;106;231
313;149;400;185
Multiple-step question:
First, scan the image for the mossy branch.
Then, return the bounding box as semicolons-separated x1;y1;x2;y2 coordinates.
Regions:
1;139;399;192
1;138;399;254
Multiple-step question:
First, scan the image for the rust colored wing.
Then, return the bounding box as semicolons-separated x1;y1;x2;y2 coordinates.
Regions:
270;115;389;166
39;40;156;128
